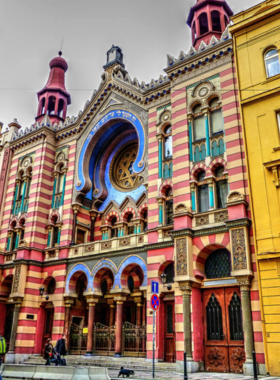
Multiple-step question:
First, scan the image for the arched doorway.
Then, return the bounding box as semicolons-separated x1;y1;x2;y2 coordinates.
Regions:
39;277;56;355
158;261;175;363
0;275;14;352
202;248;245;373
68;272;88;354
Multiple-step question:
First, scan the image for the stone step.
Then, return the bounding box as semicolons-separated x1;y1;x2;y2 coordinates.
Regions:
22;356;176;372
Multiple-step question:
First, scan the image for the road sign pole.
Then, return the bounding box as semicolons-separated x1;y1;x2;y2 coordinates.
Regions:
153;310;155;379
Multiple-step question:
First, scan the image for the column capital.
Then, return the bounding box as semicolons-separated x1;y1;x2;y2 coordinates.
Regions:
71;202;82;214
134;297;142;307
108;299;116;308
114;296;126;304
237;276;252;292
89;209;98;220
64;295;76;307
178;281;193;295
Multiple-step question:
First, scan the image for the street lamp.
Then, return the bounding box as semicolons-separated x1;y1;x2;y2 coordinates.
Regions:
39;286;49;301
160;273;172;291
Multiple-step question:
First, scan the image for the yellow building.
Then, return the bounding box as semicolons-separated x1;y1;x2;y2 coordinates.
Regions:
230;0;280;376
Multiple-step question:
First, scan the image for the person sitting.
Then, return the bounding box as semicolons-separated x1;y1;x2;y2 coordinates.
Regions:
0;334;7;380
44;338;54;366
54;334;67;366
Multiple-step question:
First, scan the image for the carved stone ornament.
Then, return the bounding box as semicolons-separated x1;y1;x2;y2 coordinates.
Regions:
214;211;228;223
176;238;188;276
101;241;112;250
227;191;245;203
107;299;115;306
119;238;130;247
178;281;192;295
86;297;99;305
237;276;251;292
196;214;209;226
134;297;142;304
175;203;187;214
231;228;247;271
85;245;95;253
12;265;21;293
114;296;126;303
138;236;144;244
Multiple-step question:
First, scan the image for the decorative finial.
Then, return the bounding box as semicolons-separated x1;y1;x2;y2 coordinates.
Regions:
58;51;62;56
59;37;64;56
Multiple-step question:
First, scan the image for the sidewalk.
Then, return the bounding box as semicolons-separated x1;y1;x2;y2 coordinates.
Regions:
109;368;280;380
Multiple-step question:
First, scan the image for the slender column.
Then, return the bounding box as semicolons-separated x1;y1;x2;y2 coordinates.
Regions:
47;227;52;247
71;203;80;245
86;298;98;356
158;137;163;179
108;299;115;327
238;277;254;364
204;113;211;157
134;297;142;327
188;119;193;162
57;227;61;245
15;231;20;249
134;225;137;234
8;300;22;353
12;182;19;214
51;175;57;209
19;180;27;212
64;298;74;349
158;198;163;225
114;297;126;357
142;299;146;326
137;224;141;234
179;281;193;360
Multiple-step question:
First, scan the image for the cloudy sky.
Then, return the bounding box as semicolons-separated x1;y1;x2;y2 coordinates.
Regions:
0;0;257;129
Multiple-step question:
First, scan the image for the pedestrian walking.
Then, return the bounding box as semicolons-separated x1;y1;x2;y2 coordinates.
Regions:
44;338;54;366
54;334;67;366
0;333;7;380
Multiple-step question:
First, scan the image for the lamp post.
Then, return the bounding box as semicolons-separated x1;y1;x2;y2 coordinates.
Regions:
160;273;172;291
39;286;49;301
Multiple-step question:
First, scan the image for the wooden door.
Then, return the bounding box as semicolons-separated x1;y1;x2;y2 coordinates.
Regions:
203;288;245;373
4;304;14;352
41;308;54;355
164;301;175;363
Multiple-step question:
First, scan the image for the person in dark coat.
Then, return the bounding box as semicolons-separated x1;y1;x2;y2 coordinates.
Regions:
54;334;67;366
44;338;54;366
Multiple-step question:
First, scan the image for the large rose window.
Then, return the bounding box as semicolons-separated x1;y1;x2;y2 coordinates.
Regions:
111;143;142;191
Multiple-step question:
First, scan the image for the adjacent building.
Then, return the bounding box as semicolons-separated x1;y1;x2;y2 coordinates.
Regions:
0;0;267;375
230;0;280;376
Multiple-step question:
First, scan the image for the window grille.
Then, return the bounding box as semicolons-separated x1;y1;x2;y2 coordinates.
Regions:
205;249;231;279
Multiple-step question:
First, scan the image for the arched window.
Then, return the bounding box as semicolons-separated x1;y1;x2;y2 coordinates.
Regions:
201;144;206;160
11;231;17;251
164;262;175;284
126;213;134;235
25;168;32;198
164;125;172;159
199;13;209;35
265;49;280;78
215;166;228;209
169;162;173;177
205;249;231;279
111;216;118;238
218;138;225;155
192;21;197;40
193;104;205;141
210;98;223;134
142;209;148;232
57;99;64;118
165;188;173;225
211;11;222;32
197;171;209;213
47;278;56;295
41;98;46;115
194;146;200;162
47;96;56;115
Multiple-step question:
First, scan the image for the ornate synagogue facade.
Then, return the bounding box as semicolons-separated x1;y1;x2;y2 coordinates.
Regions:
0;0;266;375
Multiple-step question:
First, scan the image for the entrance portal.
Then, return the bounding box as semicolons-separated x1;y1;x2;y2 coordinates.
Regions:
203;287;245;373
4;304;14;352
164;301;175;363
41;308;54;355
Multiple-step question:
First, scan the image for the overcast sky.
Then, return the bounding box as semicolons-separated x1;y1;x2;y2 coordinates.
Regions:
0;0;257;129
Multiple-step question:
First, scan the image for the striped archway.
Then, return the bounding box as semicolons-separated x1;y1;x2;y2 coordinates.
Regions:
192;232;231;280
65;263;91;294
113;256;147;291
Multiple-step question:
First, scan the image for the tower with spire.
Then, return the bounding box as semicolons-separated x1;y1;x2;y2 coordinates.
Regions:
35;51;71;124
187;0;233;49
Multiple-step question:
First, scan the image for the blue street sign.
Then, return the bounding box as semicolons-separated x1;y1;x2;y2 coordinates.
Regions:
151;281;159;294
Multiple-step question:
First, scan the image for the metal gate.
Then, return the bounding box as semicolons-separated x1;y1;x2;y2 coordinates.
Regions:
93;323;116;355
69;323;87;354
122;322;146;357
